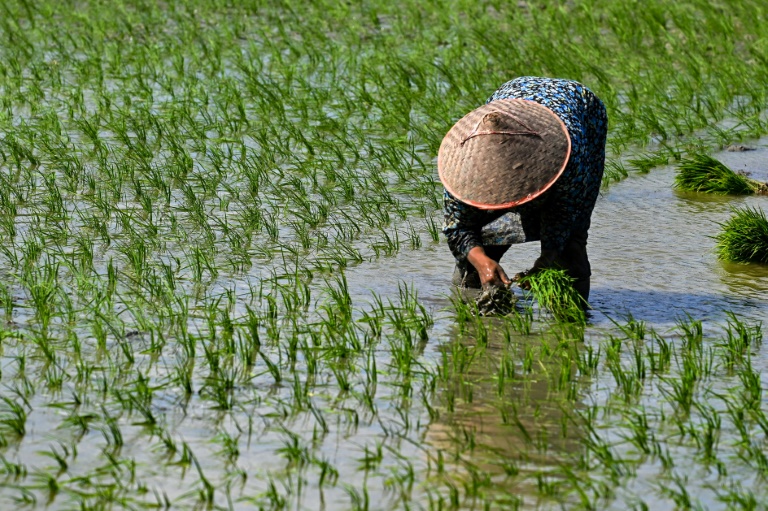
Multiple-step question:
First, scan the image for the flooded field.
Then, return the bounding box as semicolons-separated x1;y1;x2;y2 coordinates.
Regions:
343;145;768;509
1;0;768;509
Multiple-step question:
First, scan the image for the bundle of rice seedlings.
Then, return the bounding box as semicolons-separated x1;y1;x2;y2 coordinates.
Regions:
519;268;586;323
715;206;768;263
674;154;768;195
474;284;516;316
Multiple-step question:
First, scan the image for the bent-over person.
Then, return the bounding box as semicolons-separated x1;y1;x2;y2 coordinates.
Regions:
439;76;607;302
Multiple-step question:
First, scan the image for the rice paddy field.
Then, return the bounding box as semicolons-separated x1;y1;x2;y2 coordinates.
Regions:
2;0;768;509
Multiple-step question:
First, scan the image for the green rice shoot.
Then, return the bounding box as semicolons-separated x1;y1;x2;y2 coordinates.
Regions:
1;0;768;508
674;154;768;195
715;206;768;263
519;268;586;324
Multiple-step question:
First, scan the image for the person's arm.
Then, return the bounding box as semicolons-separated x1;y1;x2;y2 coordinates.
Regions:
443;191;510;286
443;190;482;260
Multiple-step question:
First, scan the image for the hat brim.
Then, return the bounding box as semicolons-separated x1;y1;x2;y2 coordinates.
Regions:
438;99;571;210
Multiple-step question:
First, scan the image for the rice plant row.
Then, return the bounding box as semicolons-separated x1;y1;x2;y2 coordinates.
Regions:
0;0;767;508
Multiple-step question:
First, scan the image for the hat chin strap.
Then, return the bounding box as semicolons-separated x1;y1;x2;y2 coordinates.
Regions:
460;111;542;146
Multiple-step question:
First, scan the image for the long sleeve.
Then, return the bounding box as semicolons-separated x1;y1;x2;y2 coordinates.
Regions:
442;190;485;261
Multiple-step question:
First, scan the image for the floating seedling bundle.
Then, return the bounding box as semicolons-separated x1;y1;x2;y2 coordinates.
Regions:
715;206;768;263
674;154;768;195
674;155;768;263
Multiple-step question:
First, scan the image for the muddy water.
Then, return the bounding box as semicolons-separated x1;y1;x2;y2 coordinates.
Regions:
589;148;768;329
3;141;767;509
341;142;768;507
348;145;768;331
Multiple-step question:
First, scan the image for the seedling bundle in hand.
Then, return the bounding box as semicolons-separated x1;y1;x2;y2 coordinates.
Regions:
519;268;586;324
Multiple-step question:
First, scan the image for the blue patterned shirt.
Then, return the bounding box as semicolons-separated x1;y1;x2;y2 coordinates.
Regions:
442;77;608;261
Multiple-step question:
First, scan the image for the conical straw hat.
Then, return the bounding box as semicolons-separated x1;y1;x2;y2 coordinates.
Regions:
438;99;571;209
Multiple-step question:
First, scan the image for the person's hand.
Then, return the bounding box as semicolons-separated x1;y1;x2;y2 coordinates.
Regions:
512;268;535;290
467;247;511;287
513;249;560;289
477;259;511;287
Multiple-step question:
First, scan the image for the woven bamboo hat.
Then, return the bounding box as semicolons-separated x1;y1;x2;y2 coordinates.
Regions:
438;99;571;210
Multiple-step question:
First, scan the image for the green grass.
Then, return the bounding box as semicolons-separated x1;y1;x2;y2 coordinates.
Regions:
715;206;768;263
675;154;768;195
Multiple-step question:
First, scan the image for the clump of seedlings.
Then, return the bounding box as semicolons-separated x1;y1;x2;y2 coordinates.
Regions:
519;268;586;323
715;206;768;263
474;284;516;316
674;154;768;195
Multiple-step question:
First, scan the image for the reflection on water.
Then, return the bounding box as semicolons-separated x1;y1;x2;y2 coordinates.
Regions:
718;259;768;295
341;142;768;508
422;320;589;507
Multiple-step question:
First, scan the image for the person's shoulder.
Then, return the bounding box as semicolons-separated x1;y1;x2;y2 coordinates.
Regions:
488;76;574;102
493;76;542;92
487;77;529;103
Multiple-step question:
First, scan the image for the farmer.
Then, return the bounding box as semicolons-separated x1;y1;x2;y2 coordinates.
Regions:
439;77;607;302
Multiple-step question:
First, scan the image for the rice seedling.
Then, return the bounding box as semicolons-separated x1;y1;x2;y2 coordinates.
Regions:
626;152;669;173
718;311;762;370
602;159;629;187
674;153;768;195
714;206;768;263
1;0;768;508
519;268;586;323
